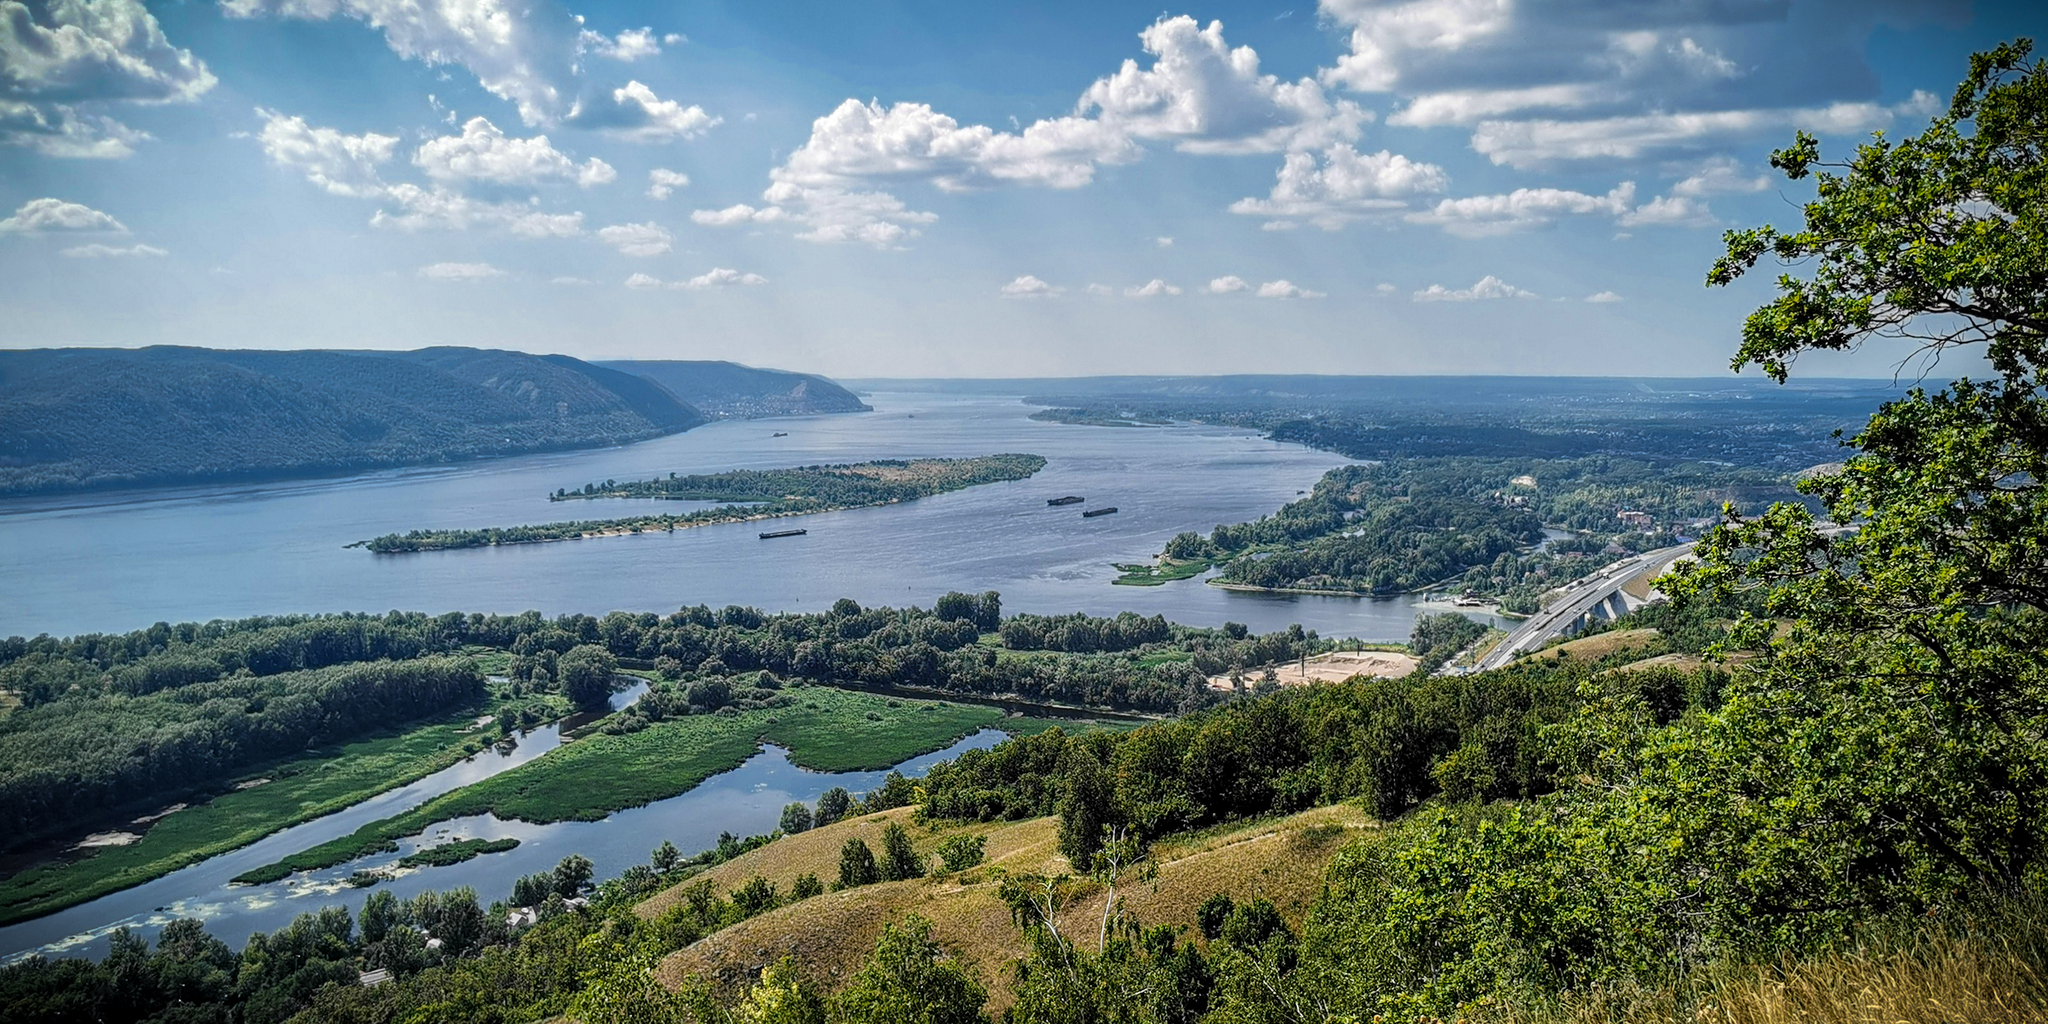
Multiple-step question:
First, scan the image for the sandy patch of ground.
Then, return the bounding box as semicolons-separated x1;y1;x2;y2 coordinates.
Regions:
235;778;272;790
1206;649;1417;690
75;831;141;849
133;803;186;824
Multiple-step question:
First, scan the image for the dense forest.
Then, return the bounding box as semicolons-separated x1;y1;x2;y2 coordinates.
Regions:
0;596;1314;858
597;361;870;418
1152;457;1786;607
0;347;704;497
0;658;484;848
361;455;1048;551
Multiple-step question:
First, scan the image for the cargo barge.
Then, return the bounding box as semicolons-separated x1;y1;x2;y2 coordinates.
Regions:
759;528;808;539
1047;495;1084;506
1081;507;1118;518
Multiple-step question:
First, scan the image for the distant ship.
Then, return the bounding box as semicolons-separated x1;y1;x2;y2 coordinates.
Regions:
759;528;808;539
772;431;788;437
1082;507;1118;518
1047;495;1084;506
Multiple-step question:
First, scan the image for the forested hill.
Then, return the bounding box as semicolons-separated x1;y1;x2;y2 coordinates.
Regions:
0;346;707;497
598;359;870;418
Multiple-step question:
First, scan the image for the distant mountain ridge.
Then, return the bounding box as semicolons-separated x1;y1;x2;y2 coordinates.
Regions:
599;360;870;418
0;346;712;497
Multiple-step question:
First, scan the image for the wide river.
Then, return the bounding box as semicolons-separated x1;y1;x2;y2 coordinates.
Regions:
0;390;1503;640
0;389;1507;962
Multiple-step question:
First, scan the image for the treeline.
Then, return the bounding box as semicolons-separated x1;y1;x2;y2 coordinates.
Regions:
920;653;1717;860
0;615;448;707
1167;461;1544;594
552;454;1046;502
0;659;484;846
1160;457;1786;599
361;454;1049;552
497;595;1312;712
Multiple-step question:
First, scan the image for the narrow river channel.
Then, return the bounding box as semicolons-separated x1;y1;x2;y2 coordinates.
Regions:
0;681;1004;962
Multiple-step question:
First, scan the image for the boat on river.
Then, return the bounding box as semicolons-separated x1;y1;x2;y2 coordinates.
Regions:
1082;507;1118;518
1047;495;1084;506
759;528;808;539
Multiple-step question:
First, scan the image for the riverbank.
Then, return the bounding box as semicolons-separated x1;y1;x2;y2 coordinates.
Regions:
232;685;1078;885
0;690;558;927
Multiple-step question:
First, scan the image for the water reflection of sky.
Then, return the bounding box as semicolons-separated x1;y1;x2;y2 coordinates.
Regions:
0;393;1453;641
0;728;1004;963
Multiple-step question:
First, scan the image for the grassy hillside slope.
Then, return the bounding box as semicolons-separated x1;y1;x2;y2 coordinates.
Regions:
0;346;705;496
645;804;1370;1009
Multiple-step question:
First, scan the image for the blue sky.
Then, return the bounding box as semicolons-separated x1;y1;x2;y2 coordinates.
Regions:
0;0;2037;377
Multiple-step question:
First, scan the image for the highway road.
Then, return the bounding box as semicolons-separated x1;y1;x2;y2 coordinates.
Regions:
1469;542;1697;672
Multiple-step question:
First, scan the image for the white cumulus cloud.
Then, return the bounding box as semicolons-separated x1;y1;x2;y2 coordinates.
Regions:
647;168;689;199
568;80;719;141
1671;155;1770;197
1412;275;1539;302
1257;280;1324;299
1125;279;1182;297
374;184;583;236
1317;0;1958;168
689;203;784;227
682;267;766;289
414;117;612;187
0;0;216;157
1408;182;1638;236
1585;290;1623;303
1618;194;1716;227
0;197;125;233
418;261;506;280
1230;145;1449;229
1000;274;1061;298
1207;275;1248;294
732;15;1366;247
578;26;660;62
256;108;397;197
224;0;574;126
596;221;672;256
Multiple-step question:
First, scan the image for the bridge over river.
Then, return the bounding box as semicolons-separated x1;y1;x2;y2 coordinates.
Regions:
1466;542;1699;673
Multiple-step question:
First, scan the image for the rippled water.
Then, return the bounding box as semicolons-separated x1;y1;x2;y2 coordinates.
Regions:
0;391;1488;641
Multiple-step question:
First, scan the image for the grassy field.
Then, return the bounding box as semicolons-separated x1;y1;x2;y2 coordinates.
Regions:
1517;627;1664;665
235;686;1081;883
647;803;1372;1010
0;701;519;925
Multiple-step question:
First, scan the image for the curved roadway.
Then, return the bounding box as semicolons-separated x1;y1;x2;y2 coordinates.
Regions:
1471;542;1697;672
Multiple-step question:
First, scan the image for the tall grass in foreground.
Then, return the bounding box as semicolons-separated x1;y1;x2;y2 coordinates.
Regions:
1480;890;2048;1024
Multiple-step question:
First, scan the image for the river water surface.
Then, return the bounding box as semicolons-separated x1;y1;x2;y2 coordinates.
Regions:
0;390;1506;962
0;391;1501;640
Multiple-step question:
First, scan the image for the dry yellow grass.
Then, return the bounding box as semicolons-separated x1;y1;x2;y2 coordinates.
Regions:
1474;926;2048;1024
1609;651;1753;674
650;805;1373;1011
1517;628;1661;665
